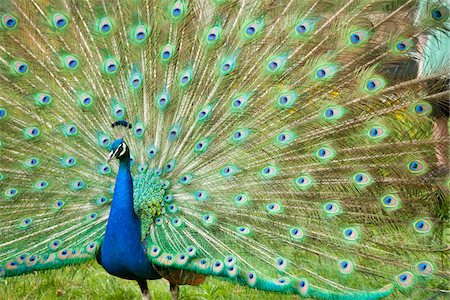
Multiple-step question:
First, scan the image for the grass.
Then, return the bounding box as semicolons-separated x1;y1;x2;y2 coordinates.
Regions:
0;261;298;300
2;262;448;300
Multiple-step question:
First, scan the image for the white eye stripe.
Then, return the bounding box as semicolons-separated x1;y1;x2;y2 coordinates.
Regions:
118;143;127;157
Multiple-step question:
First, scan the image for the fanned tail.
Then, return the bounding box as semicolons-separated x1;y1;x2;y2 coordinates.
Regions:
0;0;449;299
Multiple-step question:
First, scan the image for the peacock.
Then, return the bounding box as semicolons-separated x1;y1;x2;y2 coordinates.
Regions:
0;0;449;299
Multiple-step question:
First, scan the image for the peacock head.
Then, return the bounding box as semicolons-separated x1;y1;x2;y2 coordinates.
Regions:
107;139;129;162
107;120;133;162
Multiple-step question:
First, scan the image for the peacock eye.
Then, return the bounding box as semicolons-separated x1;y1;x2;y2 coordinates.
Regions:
260;164;279;179
315;64;336;80
338;260;353;274
431;6;449;22
234;193;249;205
2;14;18;29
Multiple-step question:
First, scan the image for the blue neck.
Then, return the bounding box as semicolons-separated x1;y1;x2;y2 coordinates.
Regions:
100;153;159;280
108;155;134;223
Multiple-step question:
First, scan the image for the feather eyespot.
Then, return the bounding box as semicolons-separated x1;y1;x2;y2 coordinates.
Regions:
231;128;250;143
98;17;113;34
295;18;317;36
381;194;400;210
212;260;224;274
62;156;77;167
322;105;345;120
315;146;335;161
172;218;182;227
225;256;236;267
247;272;257;287
221;165;239;177
353;172;372;187
343;227;358;241
179;68;193;86
95;196;108;206
296;23;308;34
194;138;209;153
24;157;40;168
234;193;249;205
147;145;158;159
133;24;149;42
413;102;432;115
231;94;251;111
290;227;304;240
168;125;181;141
12;61;28;74
52;200;65;210
186;246;197;257
49;240;61;250
206;26;221;44
129;71;142;90
298;279;309;295
164;159;176;173
202;214;214;224
179;174;193;185
237;226;251;235
169;204;178;213
261;165;279;179
368;126;387;139
23;126;40;139
276;130;296;145
102;57;119;75
219;56;237;75
296;174;314;190
266;56;287;73
34;180;48;190
71;179;85;191
78;92;94;109
197;105;212;122
266;202;282;214
348;30;369;45
150;246;161;257
364;77;385;93
171;1;186;19
19;218;32;229
0;108;7;120
314;65;336;80
414;219;431;233
34;92;52;106
194;190;208;201
52;13;68;29
397;272;414;287
64;55;79;70
155;89;171;110
407;160;427;174
338;260;353;274
164;194;174;203
395;38;413;53
160;44;175;62
276;258;288;271
64;124;78;136
323;201;341;216
416;261;433;276
242;19;263;39
431;6;449;22
277;91;298;108
2;14;18;29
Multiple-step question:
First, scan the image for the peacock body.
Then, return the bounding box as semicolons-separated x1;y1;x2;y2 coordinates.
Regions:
0;0;449;299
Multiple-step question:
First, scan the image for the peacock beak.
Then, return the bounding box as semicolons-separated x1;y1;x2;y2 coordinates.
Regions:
107;149;116;162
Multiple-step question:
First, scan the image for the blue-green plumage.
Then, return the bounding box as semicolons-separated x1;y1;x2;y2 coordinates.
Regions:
100;139;160;280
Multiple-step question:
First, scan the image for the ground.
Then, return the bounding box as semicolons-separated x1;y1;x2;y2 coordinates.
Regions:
0;261;298;300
